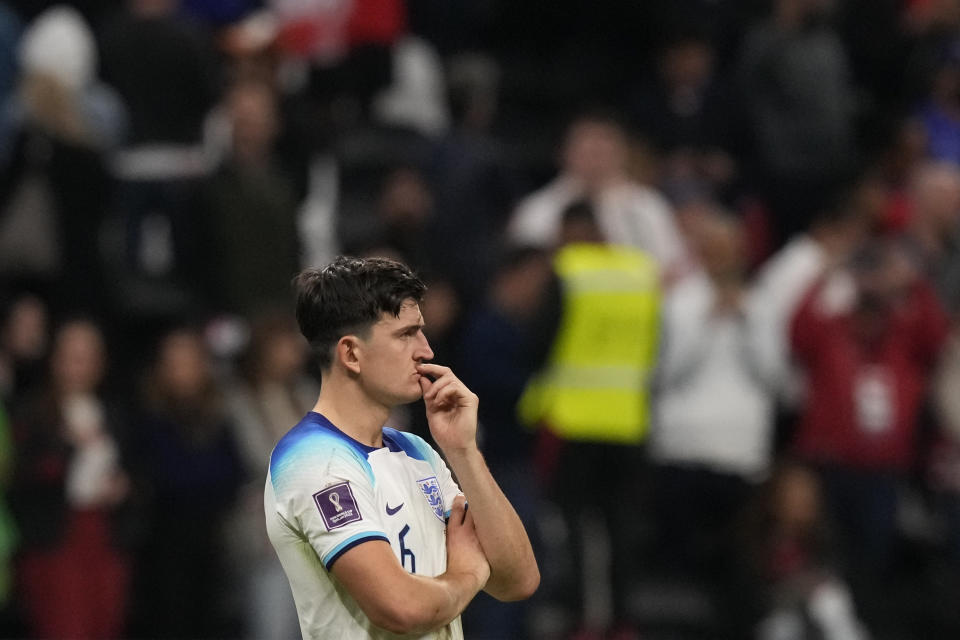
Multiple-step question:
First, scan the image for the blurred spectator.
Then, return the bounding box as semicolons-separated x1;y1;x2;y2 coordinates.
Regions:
371;35;449;136
837;0;912;114
629;29;740;204
0;292;48;409
456;246;551;637
0;5;121;311
789;238;949;628
128;328;243;639
223;312;314;640
748;180;869;417
649;206;777;618
456;247;551;638
270;0;404;126
426;53;522;307
914;40;960;166
902;0;960;106
901;161;960;313
739;462;869;640
376;165;435;269
738;0;858;245
99;0;218;149
343;163;436;272
518;201;661;638
507;111;690;285
459;246;551;480
9;319;132;640
98;0;221;320
200;77;301;317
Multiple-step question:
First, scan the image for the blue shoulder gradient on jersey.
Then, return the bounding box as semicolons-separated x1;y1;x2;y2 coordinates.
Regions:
270;415;376;493
382;427;431;462
383;428;454;519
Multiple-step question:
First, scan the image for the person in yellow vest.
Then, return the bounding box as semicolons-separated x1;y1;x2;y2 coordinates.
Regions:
519;199;660;640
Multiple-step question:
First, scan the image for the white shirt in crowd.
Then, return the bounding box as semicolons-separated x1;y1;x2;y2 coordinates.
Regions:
507;176;689;280
651;270;779;479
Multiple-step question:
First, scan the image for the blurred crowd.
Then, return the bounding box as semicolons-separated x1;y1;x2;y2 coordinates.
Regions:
1;0;960;638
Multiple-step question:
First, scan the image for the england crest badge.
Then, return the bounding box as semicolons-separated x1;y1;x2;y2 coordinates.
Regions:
417;476;445;521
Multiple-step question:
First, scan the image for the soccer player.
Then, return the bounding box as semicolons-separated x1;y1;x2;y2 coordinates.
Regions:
265;256;540;638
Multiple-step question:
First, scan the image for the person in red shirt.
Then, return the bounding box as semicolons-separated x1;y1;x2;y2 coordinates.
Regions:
789;237;949;629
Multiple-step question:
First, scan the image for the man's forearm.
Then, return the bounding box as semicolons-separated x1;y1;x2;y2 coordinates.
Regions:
444;446;540;600
390;568;485;634
334;541;486;636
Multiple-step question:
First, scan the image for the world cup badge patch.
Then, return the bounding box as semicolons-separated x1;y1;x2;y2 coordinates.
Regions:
314;482;362;531
417;476;445;521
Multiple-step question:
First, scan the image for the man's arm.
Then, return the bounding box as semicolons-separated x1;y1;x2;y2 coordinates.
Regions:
418;363;541;601
331;496;490;634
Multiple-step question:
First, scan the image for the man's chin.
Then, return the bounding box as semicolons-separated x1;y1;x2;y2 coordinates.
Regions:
397;387;425;405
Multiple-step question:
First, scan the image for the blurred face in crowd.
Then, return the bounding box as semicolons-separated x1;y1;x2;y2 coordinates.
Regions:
262;328;308;384
660;39;714;93
2;295;48;362
562;119;629;188
228;80;279;164
380;167;433;228
852;241;917;342
51;320;105;396
777;0;834;27
492;252;552;320
156;331;211;401
932;58;960;104
697;214;745;282
681;204;744;281
420;281;460;341
912;162;960;234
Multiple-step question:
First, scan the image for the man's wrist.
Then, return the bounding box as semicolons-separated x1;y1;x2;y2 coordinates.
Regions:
444;565;489;594
440;442;483;465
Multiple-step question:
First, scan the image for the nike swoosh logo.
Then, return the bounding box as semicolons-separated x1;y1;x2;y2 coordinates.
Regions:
385;503;404;516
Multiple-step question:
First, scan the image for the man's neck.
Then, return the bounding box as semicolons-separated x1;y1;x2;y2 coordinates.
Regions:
313;376;390;448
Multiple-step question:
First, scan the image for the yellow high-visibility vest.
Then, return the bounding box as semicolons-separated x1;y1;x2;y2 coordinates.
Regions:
518;243;661;444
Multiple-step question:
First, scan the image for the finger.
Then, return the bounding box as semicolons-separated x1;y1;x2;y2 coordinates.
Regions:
447;495;466;526
424;376;456;402
434;384;463;408
416;363;452;379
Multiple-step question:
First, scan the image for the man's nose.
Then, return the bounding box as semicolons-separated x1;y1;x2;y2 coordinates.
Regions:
415;333;434;362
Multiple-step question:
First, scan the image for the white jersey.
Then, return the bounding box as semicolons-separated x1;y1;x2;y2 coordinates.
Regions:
265;411;463;640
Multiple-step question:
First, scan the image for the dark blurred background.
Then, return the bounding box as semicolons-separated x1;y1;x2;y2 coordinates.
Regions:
1;0;960;638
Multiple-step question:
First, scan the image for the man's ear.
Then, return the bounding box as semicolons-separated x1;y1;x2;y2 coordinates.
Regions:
335;335;362;374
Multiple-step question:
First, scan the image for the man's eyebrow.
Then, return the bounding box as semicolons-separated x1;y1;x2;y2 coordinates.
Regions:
393;320;425;335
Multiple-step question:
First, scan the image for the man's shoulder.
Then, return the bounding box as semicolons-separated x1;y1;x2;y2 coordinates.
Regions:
270;414;376;486
381;427;435;463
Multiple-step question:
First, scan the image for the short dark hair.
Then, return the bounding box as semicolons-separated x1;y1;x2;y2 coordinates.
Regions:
293;256;427;371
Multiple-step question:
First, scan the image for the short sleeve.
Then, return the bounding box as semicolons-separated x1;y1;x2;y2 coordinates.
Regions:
271;438;388;571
